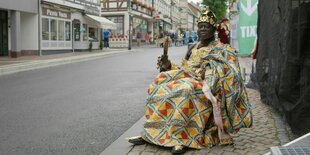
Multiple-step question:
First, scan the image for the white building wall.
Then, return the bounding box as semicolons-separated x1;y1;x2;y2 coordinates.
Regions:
188;14;193;31
0;0;38;13
71;12;101;50
21;12;38;50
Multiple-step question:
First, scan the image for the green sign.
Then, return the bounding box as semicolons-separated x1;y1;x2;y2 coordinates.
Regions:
238;0;258;56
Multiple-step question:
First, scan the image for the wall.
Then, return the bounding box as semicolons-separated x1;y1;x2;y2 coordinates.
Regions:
0;0;38;13
71;12;101;50
21;12;39;50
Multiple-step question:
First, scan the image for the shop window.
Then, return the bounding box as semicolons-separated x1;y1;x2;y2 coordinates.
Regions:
65;22;71;41
74;22;80;41
58;20;64;41
50;19;57;40
88;27;98;41
42;18;49;40
83;24;88;41
106;16;124;36
133;17;147;40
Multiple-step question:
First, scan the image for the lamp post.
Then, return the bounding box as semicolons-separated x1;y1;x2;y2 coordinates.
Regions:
128;14;133;50
128;1;132;50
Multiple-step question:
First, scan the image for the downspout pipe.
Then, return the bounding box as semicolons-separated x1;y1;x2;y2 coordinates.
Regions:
38;0;42;56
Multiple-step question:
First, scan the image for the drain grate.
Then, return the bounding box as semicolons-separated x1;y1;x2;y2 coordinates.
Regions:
271;146;310;155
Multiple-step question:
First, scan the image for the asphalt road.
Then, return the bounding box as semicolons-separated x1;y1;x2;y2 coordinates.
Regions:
0;46;187;155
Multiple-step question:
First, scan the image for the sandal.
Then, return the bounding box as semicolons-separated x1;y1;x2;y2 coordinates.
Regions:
127;136;146;145
171;145;186;154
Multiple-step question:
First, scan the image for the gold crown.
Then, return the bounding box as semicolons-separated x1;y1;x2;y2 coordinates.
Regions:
197;6;217;26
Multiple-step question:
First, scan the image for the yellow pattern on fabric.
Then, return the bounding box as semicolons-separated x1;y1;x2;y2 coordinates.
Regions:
142;40;253;149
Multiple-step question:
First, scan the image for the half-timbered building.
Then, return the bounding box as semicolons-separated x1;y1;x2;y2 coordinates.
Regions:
101;0;154;46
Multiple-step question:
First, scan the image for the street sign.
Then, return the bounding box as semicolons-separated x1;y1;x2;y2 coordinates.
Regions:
238;0;258;56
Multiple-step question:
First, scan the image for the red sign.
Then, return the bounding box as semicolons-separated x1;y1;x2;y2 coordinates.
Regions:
155;15;160;20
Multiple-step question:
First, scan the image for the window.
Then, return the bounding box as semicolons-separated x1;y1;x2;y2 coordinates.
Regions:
65;22;71;41
82;24;88;41
132;17;147;40
88;27;98;41
106;16;124;36
58;20;64;40
42;18;49;40
74;22;80;41
50;19;57;40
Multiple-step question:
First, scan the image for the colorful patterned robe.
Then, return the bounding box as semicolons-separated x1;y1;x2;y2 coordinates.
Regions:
142;41;253;149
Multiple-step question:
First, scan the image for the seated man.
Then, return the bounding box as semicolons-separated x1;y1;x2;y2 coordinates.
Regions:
128;6;253;154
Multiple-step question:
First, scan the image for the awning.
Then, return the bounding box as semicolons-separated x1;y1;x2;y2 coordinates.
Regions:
85;14;116;29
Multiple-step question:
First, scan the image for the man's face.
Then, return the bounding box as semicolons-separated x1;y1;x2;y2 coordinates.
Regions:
198;22;216;40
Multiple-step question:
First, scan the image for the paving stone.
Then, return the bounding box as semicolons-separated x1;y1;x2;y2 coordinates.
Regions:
233;144;245;150
209;146;224;154
192;148;210;155
183;150;195;155
223;151;238;155
141;151;156;155
259;150;269;154
271;141;280;146
127;151;141;155
145;144;159;152
247;152;260;155
132;144;147;152
154;150;170;155
202;153;218;155
250;145;267;152
223;145;234;152
233;149;247;154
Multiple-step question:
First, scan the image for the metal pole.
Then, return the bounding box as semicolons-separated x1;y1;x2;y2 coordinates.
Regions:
128;0;132;50
128;15;132;50
72;22;75;53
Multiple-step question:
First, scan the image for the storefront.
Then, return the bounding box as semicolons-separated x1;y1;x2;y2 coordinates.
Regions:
152;18;172;36
132;16;148;40
105;15;125;36
71;13;102;50
41;7;72;50
41;3;116;53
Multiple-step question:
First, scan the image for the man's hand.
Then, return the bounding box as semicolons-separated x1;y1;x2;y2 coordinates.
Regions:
157;56;171;72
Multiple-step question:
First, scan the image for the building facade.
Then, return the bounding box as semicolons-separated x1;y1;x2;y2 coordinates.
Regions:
188;2;200;32
41;0;114;54
179;0;199;32
0;0;39;57
101;0;184;46
0;0;116;57
170;0;181;32
101;0;153;46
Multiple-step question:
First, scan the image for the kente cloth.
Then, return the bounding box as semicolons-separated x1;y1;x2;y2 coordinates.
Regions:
142;41;253;149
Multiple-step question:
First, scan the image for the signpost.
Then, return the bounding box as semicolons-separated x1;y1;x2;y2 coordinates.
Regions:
238;0;258;56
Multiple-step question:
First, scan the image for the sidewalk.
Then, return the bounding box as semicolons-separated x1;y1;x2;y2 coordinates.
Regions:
100;57;294;155
0;48;132;76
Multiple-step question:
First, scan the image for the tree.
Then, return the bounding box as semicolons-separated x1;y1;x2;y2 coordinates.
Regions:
202;0;229;21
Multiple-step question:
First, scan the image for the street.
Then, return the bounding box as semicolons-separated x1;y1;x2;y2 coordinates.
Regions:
0;46;186;155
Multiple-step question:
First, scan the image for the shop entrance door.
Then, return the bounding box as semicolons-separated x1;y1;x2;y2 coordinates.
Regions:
0;10;8;56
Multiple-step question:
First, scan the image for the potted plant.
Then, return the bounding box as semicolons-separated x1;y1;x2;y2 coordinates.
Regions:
99;40;103;50
89;41;93;52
